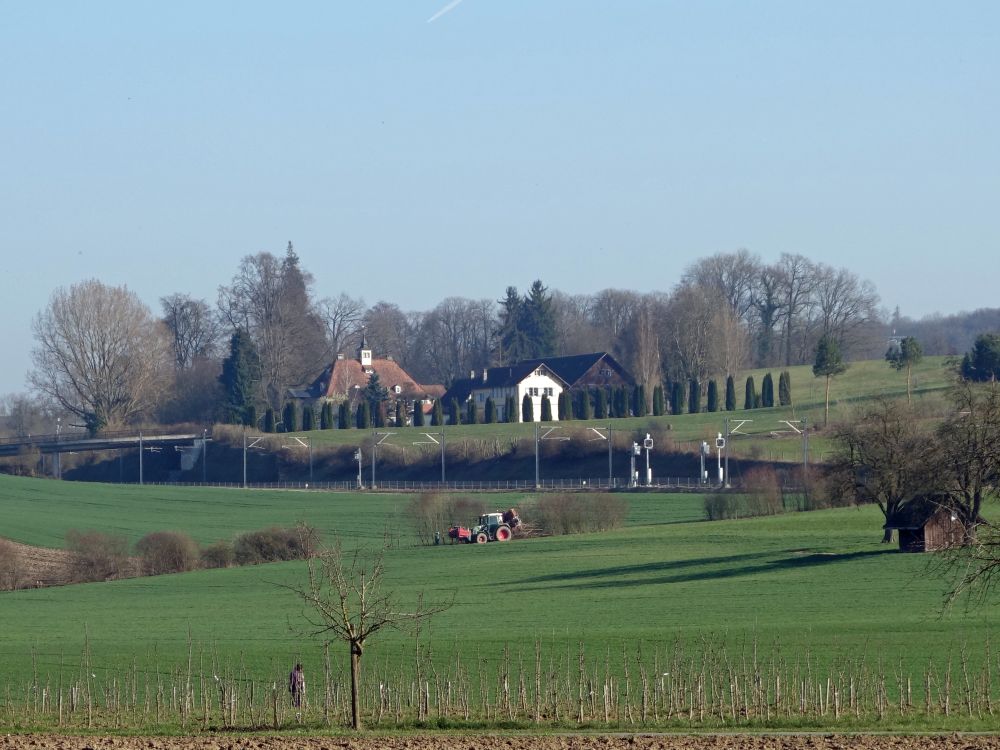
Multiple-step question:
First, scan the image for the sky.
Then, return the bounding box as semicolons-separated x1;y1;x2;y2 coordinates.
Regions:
1;1;998;396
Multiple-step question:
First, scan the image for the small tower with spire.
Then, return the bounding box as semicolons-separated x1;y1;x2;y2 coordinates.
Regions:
358;329;373;371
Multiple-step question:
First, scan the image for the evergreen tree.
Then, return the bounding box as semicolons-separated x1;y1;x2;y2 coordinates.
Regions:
522;280;557;358
338;401;351;429
320;402;333;430
594;388;608;419
707;380;719;412
761;373;774;407
219;329;260;425
485;396;497;424
431;399;444;427
670;382;684;415
413;400;425;427
505;395;518;423
263;407;276;433
362;372;389;418
557;391;569;421
394;400;404;427
634;384;648;417
466;399;478;424
652;385;665;416
282;401;298;433
778;371;792;407
521;393;534;422
497;286;529;364
688;380;701;414
725;376;736;411
884;336;923;406
356;401;371;429
960;334;1000;381
540;395;553;421
301;405;314;431
246;404;257;430
813;334;848;427
448;397;461;426
579;390;593;420
744;376;757;410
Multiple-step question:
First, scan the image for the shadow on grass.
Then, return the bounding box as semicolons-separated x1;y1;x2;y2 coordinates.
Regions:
512;548;894;591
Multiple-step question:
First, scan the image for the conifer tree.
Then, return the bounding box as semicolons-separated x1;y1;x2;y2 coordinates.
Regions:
633;384;647;417
688;380;701;414
778;371;792;407
725;376;736;411
338;401;350;429
320;402;333;430
448;397;461;426
670;382;684;415
505;396;518;423
283;401;298;433
431;399;444;427
219;329;260;425
302;406;314;431
413;400;425;427
761;373;774;408
744;376;757;410
579;390;593;420
540;395;553;421
652;385;665;416
557;391;570;421
466;399;478;424
706;380;719;412
264;407;276;433
521;393;533;422
813;334;848;426
594;388;608;419
356;401;371;429
485;396;497;423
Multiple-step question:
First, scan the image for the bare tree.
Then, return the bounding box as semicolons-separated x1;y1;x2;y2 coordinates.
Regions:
935;380;1000;541
811;264;881;358
317;293;365;358
661;284;720;384
622;294;666;407
829;398;939;541
218;246;328;409
417;297;492;385
550;291;597;356
682;249;759;324
749;263;787;367
160;294;222;370
589;289;639;353
776;253;820;366
0;393;57;437
362;302;414;366
30;280;170;432
285;539;451;730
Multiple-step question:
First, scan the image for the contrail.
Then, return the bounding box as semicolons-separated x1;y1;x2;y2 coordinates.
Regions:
427;0;465;23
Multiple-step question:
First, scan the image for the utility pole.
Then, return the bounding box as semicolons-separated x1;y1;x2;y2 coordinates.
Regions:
355;448;363;489
723;417;730;488
608;425;612;488
534;421;540;489
202;429;207;483
139;431;143;486
242;428;247;488
802;418;809;498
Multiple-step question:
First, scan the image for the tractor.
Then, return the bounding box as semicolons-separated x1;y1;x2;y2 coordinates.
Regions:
448;508;521;544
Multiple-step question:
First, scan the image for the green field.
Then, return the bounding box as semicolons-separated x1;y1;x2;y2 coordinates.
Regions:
256;356;955;469
1;470;995;700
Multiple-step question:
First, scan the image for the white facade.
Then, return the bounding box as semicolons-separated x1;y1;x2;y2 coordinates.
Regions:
472;367;564;422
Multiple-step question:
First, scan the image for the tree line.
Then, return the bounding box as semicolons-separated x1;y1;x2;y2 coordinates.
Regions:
13;243;998;434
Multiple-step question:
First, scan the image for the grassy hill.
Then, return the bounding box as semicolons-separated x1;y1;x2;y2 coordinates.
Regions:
0;470;994;697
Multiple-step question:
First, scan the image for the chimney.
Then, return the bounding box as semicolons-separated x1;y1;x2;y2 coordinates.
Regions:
470;369;475;379
482;368;488;383
337;353;345;361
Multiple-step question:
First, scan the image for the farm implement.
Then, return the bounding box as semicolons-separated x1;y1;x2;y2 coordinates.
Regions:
448;508;521;544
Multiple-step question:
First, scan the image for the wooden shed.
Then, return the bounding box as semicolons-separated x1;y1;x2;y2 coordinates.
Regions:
884;496;967;553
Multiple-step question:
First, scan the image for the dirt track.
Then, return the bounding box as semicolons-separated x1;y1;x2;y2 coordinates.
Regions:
4;735;1000;750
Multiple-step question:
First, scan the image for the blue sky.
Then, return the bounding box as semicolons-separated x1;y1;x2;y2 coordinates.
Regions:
1;1;997;396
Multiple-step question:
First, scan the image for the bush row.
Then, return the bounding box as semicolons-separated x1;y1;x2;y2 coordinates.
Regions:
60;524;318;584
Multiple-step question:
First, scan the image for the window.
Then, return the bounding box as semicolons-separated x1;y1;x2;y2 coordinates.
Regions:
394;385;402;394
543;387;553;397
528;387;539;397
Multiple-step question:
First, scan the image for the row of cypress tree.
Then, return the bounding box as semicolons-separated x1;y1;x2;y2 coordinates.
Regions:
255;371;793;432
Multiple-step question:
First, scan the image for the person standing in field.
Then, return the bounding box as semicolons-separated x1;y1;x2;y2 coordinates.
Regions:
289;663;305;708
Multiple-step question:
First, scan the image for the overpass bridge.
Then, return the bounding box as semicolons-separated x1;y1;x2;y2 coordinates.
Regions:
0;429;210;457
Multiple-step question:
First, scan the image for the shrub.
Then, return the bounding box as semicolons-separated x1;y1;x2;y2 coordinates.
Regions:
0;539;21;591
533;493;628;536
741;466;784;517
704;493;739;521
408;493;489;545
201;540;235;569
64;529;131;582
233;525;319;565
135;531;201;576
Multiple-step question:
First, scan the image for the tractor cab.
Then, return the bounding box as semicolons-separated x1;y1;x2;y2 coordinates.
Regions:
480;513;504;529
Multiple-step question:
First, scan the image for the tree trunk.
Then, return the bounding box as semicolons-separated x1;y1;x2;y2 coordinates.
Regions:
906;364;912;406
350;642;362;730
882;527;893;543
824;375;831;427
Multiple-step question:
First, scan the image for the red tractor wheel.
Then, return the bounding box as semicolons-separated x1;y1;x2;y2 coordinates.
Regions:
475;532;489;544
494;524;512;542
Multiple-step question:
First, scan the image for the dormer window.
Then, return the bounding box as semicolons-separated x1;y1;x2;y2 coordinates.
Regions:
394;385;402;394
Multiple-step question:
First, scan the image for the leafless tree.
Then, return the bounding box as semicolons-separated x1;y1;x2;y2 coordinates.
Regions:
317;293;365;358
829;397;940;542
218;246;328;409
935;380;1000;541
285;539;451;730
0;393;58;437
749;263;787;367
776;253;820;366
682;249;759;324
30;280;170;432
811;264;881;358
621;294;667;408
417;297;493;385
160;293;222;370
550;291;598;356
361;302;414;366
661;284;718;384
589;289;640;354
